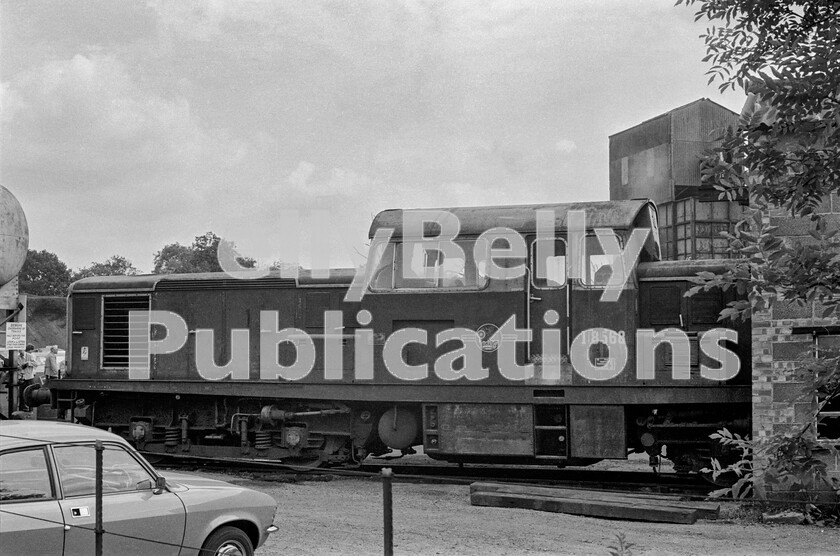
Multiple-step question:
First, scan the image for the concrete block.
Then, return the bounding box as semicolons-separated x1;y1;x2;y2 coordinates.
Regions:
762;510;805;525
794;402;815;425
772;301;812;320
772;342;812;361
773;382;807;403
813;301;840;320
770;217;812;236
815;196;833;214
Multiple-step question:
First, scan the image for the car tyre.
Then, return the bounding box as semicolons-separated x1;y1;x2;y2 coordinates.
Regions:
200;526;254;556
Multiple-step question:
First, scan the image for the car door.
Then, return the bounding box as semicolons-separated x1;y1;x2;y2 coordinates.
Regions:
52;443;186;556
0;446;65;556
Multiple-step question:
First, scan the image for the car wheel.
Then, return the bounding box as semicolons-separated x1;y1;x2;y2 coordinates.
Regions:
200;526;254;556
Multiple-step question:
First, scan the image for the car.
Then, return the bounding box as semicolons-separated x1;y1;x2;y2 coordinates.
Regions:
0;420;278;556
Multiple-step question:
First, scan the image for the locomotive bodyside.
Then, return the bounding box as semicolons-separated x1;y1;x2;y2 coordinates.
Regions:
50;200;750;471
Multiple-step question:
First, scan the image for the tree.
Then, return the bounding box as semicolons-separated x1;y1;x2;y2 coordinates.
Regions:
679;0;840;513
677;0;840;318
153;232;256;274
18;249;72;296
72;255;139;281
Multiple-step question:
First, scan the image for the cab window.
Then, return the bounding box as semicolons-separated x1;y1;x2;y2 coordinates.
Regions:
0;448;54;502
53;444;155;497
371;240;486;290
580;234;627;287
531;238;567;289
368;242;396;290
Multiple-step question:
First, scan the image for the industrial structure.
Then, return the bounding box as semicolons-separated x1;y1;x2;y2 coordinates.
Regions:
612;98;840;483
609;99;746;260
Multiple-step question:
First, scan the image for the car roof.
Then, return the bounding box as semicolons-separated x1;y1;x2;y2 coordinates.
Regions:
0;421;129;451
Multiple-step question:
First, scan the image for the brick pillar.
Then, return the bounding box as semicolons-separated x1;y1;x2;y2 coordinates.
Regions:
750;195;840;491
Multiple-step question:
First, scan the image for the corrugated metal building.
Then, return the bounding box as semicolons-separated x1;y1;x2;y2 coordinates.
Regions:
609;98;745;260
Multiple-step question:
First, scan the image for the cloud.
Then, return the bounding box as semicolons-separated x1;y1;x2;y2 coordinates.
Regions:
0;52;263;271
288;161;317;191
2;0;748;274
1;54;247;188
555;139;577;154
287;161;370;197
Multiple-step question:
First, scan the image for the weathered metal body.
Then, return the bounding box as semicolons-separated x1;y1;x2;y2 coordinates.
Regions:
49;199;750;472
608;99;746;261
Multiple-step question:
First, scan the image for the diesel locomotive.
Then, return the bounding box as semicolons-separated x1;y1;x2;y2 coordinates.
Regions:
46;199;751;472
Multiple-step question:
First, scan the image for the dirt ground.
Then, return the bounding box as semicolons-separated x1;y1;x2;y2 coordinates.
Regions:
194;471;840;556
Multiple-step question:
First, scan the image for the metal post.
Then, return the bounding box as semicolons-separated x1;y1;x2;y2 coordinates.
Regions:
382;468;393;556
95;440;104;556
6;350;15;415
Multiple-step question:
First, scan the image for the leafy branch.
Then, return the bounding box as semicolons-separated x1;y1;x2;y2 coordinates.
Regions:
678;0;840;317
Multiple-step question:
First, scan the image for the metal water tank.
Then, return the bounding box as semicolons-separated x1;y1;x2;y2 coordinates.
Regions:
0;185;29;285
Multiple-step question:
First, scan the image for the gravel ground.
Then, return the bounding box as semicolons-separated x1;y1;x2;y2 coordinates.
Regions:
190;471;840;556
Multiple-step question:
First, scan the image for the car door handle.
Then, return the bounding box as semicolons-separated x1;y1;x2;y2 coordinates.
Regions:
70;507;90;517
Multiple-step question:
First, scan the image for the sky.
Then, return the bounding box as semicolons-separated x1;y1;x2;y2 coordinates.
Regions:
0;0;744;273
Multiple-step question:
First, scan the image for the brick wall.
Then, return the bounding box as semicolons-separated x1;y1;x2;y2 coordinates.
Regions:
752;194;840;482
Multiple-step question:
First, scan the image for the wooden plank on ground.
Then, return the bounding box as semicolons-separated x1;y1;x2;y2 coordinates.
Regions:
471;481;687;500
470;491;699;524
470;482;720;519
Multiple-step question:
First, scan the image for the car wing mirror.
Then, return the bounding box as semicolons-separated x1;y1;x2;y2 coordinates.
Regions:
153;476;167;495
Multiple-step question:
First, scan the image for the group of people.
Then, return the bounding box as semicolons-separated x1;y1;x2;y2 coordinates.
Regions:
1;344;62;411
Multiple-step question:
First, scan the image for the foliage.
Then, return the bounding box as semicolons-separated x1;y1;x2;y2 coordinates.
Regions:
72;255;138;281
18;249;72;296
677;0;840;318
705;428;754;499
153;232;256;274
686;208;840;320
607;532;634;556
707;427;840;517
707;348;840;515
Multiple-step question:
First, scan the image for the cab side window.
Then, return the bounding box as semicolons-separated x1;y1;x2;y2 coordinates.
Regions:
531;238;567;289
385;240;486;290
0;448;54;502
579;234;630;287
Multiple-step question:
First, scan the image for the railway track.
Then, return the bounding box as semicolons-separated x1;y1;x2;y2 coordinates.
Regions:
151;453;716;499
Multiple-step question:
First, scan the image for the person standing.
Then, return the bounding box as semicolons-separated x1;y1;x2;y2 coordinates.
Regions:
17;344;36;411
45;346;60;380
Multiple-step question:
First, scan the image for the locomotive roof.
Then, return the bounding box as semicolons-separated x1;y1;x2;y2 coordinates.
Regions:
368;199;657;239
69;268;356;293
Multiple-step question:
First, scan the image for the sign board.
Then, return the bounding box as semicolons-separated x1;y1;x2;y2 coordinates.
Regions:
5;322;26;350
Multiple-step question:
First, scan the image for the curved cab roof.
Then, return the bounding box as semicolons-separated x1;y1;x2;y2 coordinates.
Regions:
369;199;657;239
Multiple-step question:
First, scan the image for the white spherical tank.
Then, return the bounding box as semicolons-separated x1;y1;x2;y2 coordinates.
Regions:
0;185;29;285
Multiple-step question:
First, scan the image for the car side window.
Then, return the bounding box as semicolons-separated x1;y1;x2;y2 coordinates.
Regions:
0;448;54;502
53;444;155;497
